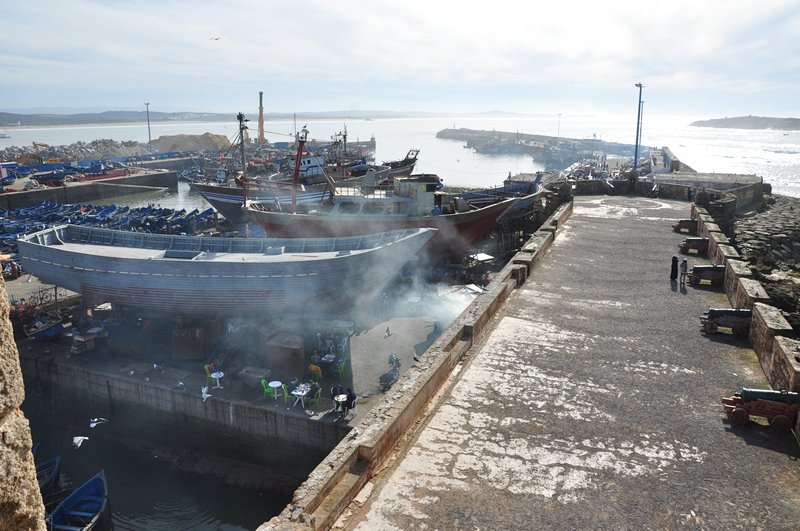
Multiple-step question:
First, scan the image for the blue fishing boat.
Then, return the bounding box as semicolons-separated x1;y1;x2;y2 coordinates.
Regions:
47;470;111;531
37;455;62;510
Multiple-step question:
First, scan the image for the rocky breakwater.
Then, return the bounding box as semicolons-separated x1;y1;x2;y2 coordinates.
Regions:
0;133;230;162
734;194;800;331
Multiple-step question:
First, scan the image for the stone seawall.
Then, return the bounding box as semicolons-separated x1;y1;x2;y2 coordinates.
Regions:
18;352;346;492
0;170;176;210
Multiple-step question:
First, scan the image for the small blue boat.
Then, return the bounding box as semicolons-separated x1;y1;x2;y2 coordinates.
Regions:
37;455;62;510
47;470;111;531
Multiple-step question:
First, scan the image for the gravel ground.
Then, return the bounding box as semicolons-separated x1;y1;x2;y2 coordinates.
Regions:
347;196;800;530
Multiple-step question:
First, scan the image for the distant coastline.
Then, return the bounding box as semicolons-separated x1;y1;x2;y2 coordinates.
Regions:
690;115;800;131
0;109;528;128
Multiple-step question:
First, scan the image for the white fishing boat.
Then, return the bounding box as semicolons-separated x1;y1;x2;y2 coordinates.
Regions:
17;224;436;316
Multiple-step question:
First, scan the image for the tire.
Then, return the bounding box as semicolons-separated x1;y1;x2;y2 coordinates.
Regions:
770;414;793;432
729;407;749;426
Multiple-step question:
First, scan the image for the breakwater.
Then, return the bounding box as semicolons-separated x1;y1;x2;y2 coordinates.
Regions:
0;170;177;210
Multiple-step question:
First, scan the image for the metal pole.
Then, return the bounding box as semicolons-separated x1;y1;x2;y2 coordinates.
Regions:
145;102;152;152
633;83;643;175
557;113;561;138
638;100;644;149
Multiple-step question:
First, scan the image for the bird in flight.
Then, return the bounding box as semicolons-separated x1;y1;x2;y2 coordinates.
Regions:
72;436;89;449
210;37;221;41
89;417;108;428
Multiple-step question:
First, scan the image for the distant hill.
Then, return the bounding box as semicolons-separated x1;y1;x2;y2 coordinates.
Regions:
690;115;800;131
0;110;232;127
0;109;526;127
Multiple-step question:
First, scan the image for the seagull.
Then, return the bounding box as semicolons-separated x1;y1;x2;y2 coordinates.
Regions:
175;380;185;389
349;428;360;439
201;386;211;402
72;436;89;449
413;355;420;362
89;417;108;428
210;37;221;41
153;363;164;373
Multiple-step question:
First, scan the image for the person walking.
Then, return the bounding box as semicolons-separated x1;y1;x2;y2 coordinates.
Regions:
670;255;679;282
679;258;689;285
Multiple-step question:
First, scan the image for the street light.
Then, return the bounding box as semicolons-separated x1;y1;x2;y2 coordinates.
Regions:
557;113;562;138
145;102;152;152
633;83;644;175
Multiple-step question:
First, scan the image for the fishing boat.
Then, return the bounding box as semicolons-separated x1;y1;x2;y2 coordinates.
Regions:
460;175;543;222
47;470;111;531
17;224;436;316
244;173;516;256
37;455;62;509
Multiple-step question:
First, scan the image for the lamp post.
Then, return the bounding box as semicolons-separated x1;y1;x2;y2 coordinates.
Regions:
633;83;644;175
145;102;152;152
557;113;561;138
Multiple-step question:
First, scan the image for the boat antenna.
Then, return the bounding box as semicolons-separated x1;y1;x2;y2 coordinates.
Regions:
292;126;309;213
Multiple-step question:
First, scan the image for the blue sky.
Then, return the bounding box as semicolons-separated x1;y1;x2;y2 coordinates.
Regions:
3;0;799;118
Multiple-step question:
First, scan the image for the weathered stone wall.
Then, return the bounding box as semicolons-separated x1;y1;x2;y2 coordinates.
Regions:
0;279;46;530
769;337;800;393
734;277;771;309
724;260;753;305
749;303;795;378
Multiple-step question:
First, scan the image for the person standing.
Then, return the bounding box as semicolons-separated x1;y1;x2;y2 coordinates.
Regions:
670;255;679;282
679;258;689;285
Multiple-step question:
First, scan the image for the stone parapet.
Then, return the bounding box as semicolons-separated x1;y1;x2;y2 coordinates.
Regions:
769;337;800;393
749;303;795;380
1;279;46;530
724;260;753;303
735;278;771;309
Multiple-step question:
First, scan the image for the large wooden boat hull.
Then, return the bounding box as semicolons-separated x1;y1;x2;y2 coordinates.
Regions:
244;197;515;255
17;225;435;316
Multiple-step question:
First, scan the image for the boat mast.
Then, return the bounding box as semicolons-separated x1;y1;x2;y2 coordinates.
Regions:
292;126;309;213
237;112;249;202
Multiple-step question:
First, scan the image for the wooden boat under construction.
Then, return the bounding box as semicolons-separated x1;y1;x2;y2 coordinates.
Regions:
243;174;518;256
16;224;436;316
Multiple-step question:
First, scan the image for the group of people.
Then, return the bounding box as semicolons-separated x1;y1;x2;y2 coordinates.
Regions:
330;384;357;415
670;255;689;285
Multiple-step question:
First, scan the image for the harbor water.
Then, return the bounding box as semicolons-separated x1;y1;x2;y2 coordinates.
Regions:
23;388;288;530
2;114;798;198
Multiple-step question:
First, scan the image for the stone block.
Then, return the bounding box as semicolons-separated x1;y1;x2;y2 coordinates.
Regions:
735;278;770;309
770;337;800;393
749;303;794;377
725;260;752;305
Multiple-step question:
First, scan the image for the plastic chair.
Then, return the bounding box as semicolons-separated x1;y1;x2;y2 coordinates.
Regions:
204;364;213;385
344;396;358;418
338;337;348;354
261;379;275;399
281;384;290;404
335;359;347;380
309;387;322;407
325;339;335;355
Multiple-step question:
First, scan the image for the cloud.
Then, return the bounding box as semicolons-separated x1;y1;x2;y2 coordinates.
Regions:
3;0;799;115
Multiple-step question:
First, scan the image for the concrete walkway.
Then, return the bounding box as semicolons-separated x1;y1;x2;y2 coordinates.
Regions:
347;196;800;529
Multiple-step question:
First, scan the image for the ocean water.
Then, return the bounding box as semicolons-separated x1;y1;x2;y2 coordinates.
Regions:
3;113;798;198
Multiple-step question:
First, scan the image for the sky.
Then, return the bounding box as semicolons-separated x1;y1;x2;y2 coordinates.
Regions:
3;0;799;118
